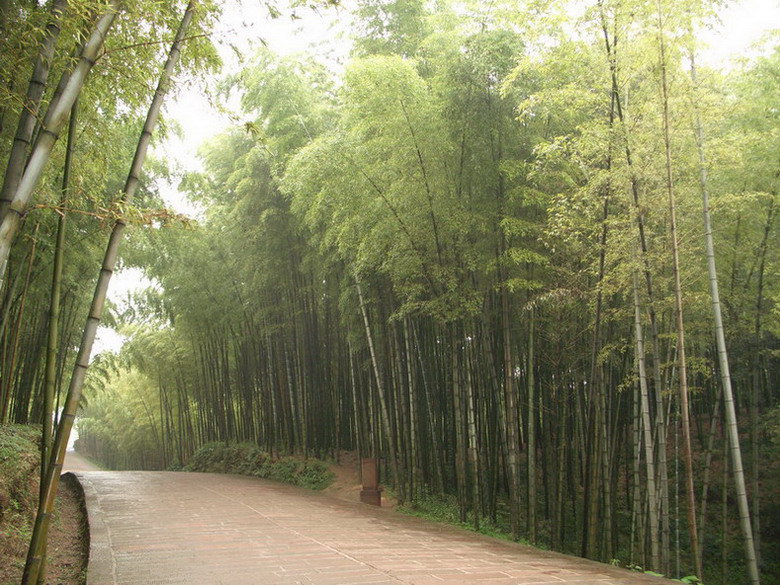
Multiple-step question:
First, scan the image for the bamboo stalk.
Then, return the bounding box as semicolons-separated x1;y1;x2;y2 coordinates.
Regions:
654;2;700;576
690;50;760;585
633;271;661;570
21;3;199;582
0;0;68;222
355;274;401;502
0;4;119;286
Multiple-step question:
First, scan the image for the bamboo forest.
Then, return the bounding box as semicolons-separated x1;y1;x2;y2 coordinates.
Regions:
0;0;779;584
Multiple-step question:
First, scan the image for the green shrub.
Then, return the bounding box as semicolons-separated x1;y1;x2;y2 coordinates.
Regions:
296;459;333;490
184;443;333;490
166;459;183;471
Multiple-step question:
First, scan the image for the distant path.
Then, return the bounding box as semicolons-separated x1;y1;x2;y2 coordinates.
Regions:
75;471;677;585
63;449;103;472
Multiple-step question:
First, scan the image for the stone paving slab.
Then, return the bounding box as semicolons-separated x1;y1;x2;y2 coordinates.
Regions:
75;471;678;585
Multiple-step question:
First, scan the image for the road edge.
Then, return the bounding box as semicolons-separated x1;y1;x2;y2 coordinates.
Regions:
74;472;115;585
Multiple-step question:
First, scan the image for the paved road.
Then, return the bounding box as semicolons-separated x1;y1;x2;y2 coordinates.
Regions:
63;449;103;472
76;471;677;585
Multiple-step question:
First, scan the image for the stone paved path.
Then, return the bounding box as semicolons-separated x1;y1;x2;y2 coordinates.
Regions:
76;471;677;585
63;449;103;472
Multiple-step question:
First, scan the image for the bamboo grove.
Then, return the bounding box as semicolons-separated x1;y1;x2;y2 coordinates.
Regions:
1;1;779;584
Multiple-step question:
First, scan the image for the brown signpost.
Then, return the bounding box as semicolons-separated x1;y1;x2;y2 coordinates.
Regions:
360;458;382;506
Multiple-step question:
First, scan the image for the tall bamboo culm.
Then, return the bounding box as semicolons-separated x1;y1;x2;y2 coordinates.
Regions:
689;53;760;585
21;3;200;582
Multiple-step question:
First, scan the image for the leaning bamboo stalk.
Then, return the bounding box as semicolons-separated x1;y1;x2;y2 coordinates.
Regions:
21;3;199;582
355;273;401;501
0;0;68;223
34;98;77;585
689;52;760;585
0;3;118;287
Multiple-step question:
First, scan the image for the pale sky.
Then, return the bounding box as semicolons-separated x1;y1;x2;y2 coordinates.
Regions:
700;0;780;65
162;0;352;192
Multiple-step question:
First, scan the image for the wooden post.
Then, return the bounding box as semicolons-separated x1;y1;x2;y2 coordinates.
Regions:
360;458;382;506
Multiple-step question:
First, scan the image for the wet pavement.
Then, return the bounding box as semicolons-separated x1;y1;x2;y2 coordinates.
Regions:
63;449;103;472
75;470;678;585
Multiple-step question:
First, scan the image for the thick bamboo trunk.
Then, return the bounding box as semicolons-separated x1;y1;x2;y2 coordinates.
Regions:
0;4;119;286
0;0;67;222
21;4;199;581
41;99;77;486
35;97;77;585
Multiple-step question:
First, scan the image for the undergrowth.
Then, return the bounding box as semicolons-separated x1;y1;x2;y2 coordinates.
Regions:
184;442;334;490
398;487;519;544
0;425;39;584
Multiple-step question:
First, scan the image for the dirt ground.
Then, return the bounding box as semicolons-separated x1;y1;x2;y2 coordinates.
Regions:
0;474;87;585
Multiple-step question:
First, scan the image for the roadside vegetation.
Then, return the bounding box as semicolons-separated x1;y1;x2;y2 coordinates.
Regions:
0;425;39;582
182;442;334;491
0;425;86;585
